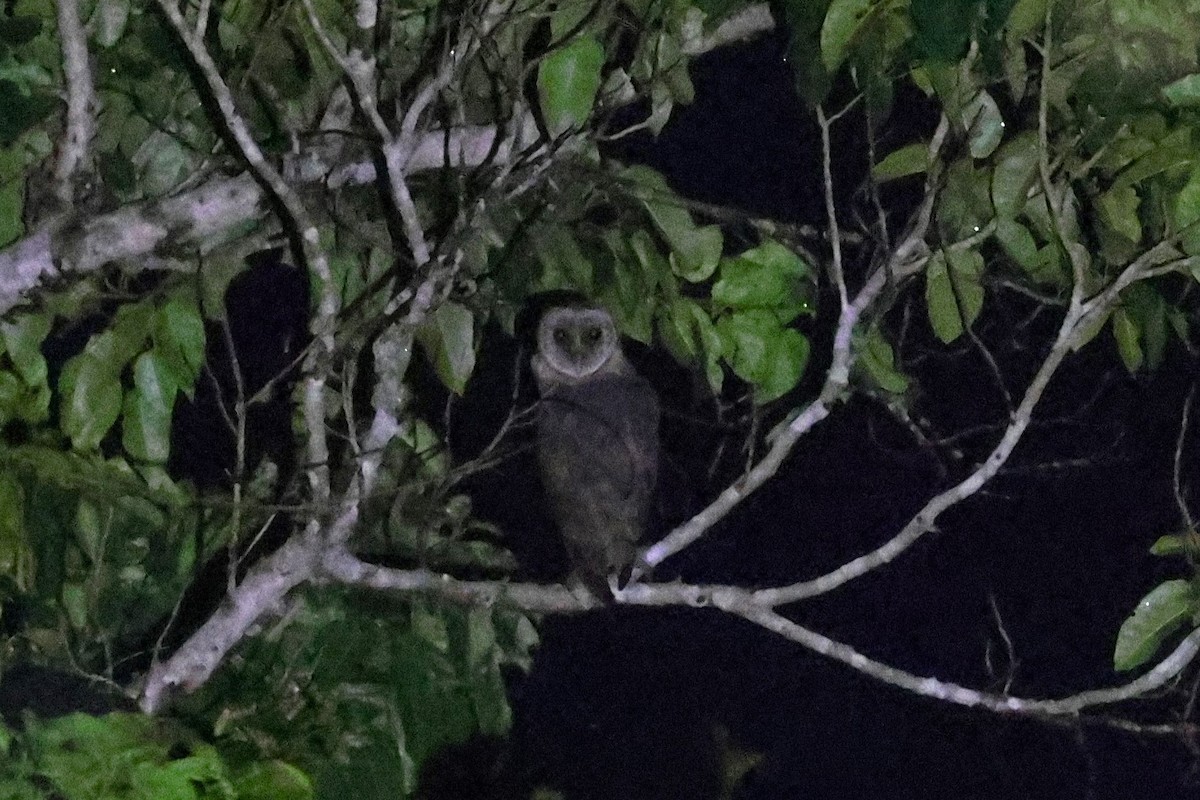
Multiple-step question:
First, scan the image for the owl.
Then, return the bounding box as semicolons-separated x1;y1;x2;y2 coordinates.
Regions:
532;305;660;598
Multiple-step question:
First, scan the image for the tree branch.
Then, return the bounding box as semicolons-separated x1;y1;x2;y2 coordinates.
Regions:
639;116;951;572
0;0;777;315
52;0;97;206
316;553;1200;726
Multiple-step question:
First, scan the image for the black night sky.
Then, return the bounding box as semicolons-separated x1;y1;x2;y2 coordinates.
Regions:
426;32;1200;800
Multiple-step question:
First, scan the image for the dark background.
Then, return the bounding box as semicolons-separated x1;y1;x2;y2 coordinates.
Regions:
7;26;1194;800
436;32;1200;800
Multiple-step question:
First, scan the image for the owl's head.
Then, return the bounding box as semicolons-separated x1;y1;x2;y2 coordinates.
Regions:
535;305;622;380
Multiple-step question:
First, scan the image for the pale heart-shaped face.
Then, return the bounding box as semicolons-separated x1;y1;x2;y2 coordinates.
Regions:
536;306;620;379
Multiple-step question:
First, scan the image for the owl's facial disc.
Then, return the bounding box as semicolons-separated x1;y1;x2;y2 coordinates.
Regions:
554;325;603;355
538;307;619;378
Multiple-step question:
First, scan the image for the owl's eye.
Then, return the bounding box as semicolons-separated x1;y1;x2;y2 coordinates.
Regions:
584;327;602;343
553;328;569;343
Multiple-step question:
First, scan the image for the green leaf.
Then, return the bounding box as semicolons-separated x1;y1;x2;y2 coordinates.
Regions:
623;165;722;282
1168;306;1190;344
600;230;661;343
417;302;476;395
233;760;314;800
778;0;835;104
75;500;104;563
1114;579;1200;672
257;32;313;100
757;329;808;403
712;240;813;322
990;131;1038;218
1173;163;1200;255
531;224;593;291
122;351;177;463
657;298;724;393
400;418;448;479
1096;185;1141;244
1121;283;1167;370
0;81;58;147
666;226;724;283
60;581;89;629
0;470;33;593
466;625;511;735
0;153;23;247
95;307;153;371
0;371;21;425
537;36;605;136
59;355;123;451
90;0;130;47
938;159;994;239
821;0;872;73
199;254;249;320
550;0;593;37
1004;0;1045;41
911;0;975;61
658;298;702;361
153;297;207;398
0;312;51;387
872;142;929;181
925;249;985;343
1163;73;1200;107
1111;308;1142;373
1003;32;1027;99
716;310;809;402
133;131;189;195
858;326;909;394
993;218;1038;271
1149;534;1192;557
390;625;482;785
1113;138;1192;193
962;90;1004;159
1069;305;1112;353
0;16;43;45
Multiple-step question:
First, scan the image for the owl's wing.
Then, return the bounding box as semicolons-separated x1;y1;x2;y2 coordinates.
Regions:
614;375;659;508
537;375;659;583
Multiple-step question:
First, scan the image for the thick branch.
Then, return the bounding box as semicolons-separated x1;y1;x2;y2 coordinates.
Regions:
139;534;317;712
53;0;97;205
683;3;775;55
0;119;545;317
320;555;1200;723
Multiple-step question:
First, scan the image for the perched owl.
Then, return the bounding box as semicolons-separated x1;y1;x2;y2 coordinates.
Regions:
532;305;659;598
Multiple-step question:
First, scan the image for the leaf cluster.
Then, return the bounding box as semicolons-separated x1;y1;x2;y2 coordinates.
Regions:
0;711;311;800
179;591;537;797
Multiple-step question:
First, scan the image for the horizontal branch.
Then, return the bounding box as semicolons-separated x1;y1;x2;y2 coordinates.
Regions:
0;116;539;316
321;553;1200;725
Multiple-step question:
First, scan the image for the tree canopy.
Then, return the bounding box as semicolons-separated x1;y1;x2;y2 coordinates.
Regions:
2;0;1200;796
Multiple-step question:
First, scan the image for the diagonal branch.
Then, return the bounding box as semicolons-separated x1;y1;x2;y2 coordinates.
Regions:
639;116;952;573
732;603;1200;717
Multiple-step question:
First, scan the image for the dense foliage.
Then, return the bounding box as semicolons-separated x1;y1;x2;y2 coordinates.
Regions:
1;0;1200;795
